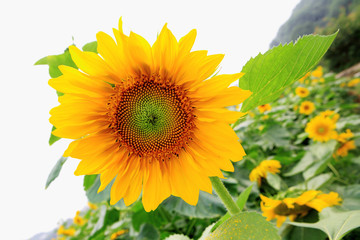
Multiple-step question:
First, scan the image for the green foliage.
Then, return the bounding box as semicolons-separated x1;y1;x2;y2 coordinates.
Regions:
289;210;360;240
207;212;281;240
45;156;67;189
239;32;337;112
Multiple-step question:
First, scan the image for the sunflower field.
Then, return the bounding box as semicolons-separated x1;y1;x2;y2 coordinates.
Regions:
37;20;360;240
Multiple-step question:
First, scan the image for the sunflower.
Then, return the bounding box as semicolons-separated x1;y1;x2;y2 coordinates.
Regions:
336;129;353;143
111;230;128;240
320;110;339;123
49;19;252;211
73;211;86;226
336;140;356;157
299;101;315;115
305;116;337;142
57;225;76;236
311;66;323;78
257;104;271;113
347;78;360;87
295;87;310;98
260;190;341;227
249;160;281;185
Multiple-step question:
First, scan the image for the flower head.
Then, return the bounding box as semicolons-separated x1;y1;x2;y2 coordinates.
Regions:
336;129;354;143
347;78;360;87
73;211;86;226
257;104;271;113
249;160;281;185
49;19;251;211
320;110;339;123
336;140;356;157
57;225;76;236
295;87;310;98
111;229;128;240
305;116;337;142
311;66;323;78
260;190;341;227
299;101;315;115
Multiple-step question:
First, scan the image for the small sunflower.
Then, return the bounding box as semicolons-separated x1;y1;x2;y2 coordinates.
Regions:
347;78;360;87
73;211;86;226
311;66;323;78
49;19;252;211
336;129;354;143
260;190;341;227
249;160;281;186
305;116;337;142
111;230;128;240
295;87;310;98
336;140;356;157
299;101;315;115
320;110;339;123
257;104;271;113
57;225;76;237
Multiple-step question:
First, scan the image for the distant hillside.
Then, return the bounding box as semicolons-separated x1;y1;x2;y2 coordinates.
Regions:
270;0;357;47
271;0;360;72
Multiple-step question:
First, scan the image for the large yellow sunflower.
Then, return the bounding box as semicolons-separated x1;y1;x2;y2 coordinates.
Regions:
305;116;337;142
49;19;252;211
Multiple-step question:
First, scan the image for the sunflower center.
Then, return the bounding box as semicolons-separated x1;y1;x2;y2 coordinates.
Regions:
316;125;328;135
108;74;196;160
274;202;311;216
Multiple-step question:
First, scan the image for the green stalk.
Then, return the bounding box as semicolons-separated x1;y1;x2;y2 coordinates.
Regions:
210;177;240;215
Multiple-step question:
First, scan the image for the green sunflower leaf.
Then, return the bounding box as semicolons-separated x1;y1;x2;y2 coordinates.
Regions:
207;212;280;240
288;210;360;240
45;156;67;189
239;32;337;112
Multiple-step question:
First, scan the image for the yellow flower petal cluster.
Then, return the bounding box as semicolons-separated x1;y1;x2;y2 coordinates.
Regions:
336;140;356;157
110;229;128;240
257;104;271;113
260;190;342;227
73;210;86;226
299;101;315;115
249;160;281;185
49;19;252;212
311;66;323;78
347;78;360;87
88;202;98;210
336;129;354;143
298;72;310;84
295;87;310;98
320;110;339;123
305;116;337;142
57;225;76;236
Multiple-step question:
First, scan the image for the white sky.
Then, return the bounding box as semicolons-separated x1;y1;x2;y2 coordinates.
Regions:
0;0;300;239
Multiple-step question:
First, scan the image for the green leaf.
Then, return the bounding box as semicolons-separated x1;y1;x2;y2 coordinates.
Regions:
267;173;283;191
49;126;61;145
284;152;314;177
239;32;337;112
137;223;160;240
211;185;253;232
86;175;111;203
261;123;291;150
162;191;226;218
131;206;165;232
82;41;98;53
45;156;67;189
333;184;360;211
289;210;360;240
296;173;333;190
207;212;281;240
90;205;107;237
83;174;98;191
35;47;77;78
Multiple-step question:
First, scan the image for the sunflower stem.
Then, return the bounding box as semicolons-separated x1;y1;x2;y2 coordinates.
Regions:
210;177;240;215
